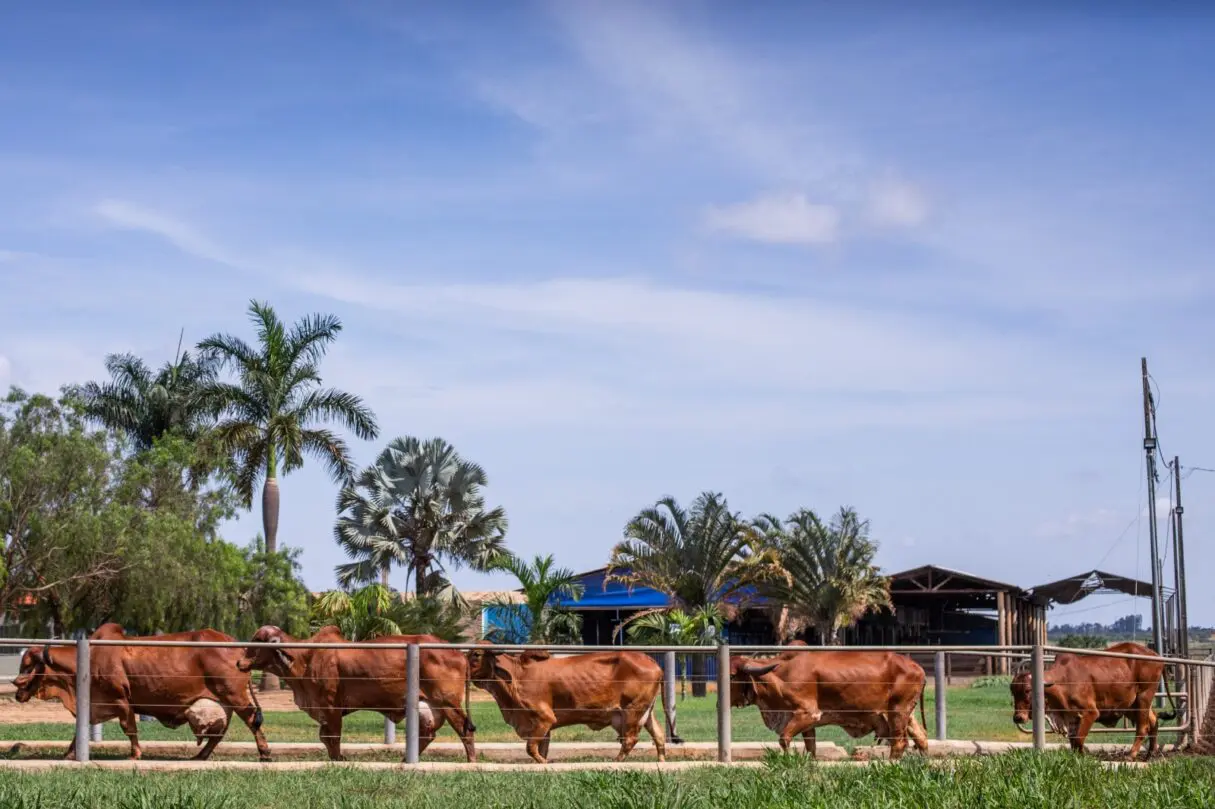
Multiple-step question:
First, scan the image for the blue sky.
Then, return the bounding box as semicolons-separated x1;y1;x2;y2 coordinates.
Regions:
2;2;1214;627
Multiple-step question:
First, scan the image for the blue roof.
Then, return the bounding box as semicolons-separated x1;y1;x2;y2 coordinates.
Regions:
549;567;770;610
551;568;671;610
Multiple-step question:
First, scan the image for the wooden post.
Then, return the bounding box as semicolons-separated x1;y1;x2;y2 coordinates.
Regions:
996;592;1008;674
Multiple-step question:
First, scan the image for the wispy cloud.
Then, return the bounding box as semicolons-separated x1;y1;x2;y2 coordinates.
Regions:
94;199;243;268
705;193;840;245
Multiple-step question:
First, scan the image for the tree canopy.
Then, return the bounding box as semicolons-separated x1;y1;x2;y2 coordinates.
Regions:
753;507;891;645
333;436;508;595
0;388;310;637
199;300;379;555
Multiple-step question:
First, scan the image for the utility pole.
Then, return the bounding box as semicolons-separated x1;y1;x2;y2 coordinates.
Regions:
1173;456;1190;659
1141;358;1165;655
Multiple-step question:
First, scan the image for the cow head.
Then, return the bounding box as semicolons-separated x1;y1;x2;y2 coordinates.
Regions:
1009;669;1059;733
728;656;779;707
13;646;74;705
236;625;296;676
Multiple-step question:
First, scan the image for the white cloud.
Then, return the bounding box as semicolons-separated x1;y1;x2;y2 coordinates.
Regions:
868;180;929;228
1142;495;1175;519
704;193;840;245
94;199;243;268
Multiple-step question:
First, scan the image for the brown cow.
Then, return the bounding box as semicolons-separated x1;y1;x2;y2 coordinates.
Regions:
1009;641;1178;759
12;623;270;761
235;625;477;762
467;647;668;764
730;646;929;759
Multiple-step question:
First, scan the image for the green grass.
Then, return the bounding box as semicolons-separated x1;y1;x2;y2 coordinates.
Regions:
0;753;1212;808
1;680;1160;757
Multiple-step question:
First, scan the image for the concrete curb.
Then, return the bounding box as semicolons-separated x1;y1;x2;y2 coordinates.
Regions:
0;738;1153;765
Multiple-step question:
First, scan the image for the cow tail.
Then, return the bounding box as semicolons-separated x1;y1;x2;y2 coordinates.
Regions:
919;677;927;736
248;682;265;733
1158;671;1180;722
463;678;476;735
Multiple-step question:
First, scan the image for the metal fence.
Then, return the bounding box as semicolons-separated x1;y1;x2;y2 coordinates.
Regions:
3;637;1213;765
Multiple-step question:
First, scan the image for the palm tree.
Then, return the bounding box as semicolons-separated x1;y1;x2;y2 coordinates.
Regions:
608;491;762;696
199;300;379;556
310;583;467;642
484;554;583;644
76;332;217;452
753;506;891;645
333;436;508;596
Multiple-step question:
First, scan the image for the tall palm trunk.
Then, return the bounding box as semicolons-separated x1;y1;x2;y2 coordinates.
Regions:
381;565;390;587
262;477;280;555
691;654;708;698
815;620;842;646
260;448;283;691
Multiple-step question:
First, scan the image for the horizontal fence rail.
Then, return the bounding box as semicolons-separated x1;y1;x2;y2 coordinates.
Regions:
3;636;1209;767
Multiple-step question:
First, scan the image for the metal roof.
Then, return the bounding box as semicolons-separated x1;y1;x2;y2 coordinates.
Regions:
1027;569;1157;606
887;564;1024;594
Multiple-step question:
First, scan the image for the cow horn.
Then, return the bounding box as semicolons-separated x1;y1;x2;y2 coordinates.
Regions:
1014;720;1033;735
740;662;778;677
40;645;55;668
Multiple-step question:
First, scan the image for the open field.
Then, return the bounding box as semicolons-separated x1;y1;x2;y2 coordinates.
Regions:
0;680;1169;761
0;753;1211;808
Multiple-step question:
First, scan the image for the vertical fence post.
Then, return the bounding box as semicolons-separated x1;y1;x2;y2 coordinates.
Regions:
405;643;420;764
384;716;396;745
934;650;947;741
90;723;103;743
74;638;90;763
664;650;678;742
716;644;731;763
1031;642;1046;751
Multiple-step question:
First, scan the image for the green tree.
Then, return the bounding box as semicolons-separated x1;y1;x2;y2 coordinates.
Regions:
624;605;723;700
753;506;891;646
199;300;379;556
74;336;218;452
1058;634;1108;650
485;553;583;644
310;583;467;642
333;436;508;595
608;491;762;696
236;535;312;639
0;389;312;639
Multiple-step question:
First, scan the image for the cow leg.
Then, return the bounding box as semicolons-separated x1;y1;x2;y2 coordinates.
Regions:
1072;709;1099;755
63;737;77;761
802;728;816;757
887;713;910;760
616;726;642;761
644;707;666;763
117;710;143;760
319;712;345;762
439;707;477;763
779;709;822;754
539;732;552;762
1128;707;1155;761
907;712;929;754
231;703;272;762
525;722;553;764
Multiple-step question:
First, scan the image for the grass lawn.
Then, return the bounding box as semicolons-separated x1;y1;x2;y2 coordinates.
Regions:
0;753;1212;808
0;679;1165;757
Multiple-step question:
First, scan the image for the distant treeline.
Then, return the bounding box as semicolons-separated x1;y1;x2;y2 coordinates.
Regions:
1048;613;1214;642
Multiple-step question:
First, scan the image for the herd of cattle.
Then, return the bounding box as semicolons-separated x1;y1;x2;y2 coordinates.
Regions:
12;623;1181;764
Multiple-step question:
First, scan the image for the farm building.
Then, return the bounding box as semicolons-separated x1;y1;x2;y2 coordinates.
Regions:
480;563;1060;675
